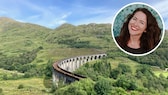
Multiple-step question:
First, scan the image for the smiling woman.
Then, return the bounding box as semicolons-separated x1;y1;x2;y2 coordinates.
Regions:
112;2;165;56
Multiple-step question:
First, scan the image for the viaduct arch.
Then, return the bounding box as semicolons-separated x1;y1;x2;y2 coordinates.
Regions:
52;53;106;85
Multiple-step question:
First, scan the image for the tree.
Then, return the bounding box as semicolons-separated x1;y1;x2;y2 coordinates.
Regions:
44;59;54;77
118;64;132;74
111;87;129;95
115;75;138;90
110;68;121;79
94;78;113;95
110;63;132;79
136;65;154;78
55;78;96;95
93;61;111;77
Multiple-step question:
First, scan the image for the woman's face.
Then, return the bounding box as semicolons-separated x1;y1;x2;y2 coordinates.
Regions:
128;11;147;37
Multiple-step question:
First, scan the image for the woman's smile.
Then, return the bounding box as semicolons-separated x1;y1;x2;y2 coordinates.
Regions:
131;25;138;31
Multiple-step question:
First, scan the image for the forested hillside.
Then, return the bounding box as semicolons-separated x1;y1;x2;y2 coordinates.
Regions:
46;23;112;49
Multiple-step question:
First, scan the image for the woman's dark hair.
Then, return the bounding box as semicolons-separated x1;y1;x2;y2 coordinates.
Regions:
116;8;161;52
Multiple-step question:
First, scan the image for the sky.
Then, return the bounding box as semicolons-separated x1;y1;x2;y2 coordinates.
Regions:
0;0;167;29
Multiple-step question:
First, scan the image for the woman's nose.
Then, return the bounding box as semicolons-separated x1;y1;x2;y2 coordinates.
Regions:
133;21;138;26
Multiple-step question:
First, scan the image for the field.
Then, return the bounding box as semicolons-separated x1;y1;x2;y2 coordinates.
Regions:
0;77;49;95
153;67;168;77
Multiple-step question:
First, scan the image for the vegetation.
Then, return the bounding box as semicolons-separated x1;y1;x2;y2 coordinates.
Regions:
0;17;168;94
0;47;42;72
46;23;112;49
128;47;168;69
0;88;3;95
55;59;168;95
17;84;24;89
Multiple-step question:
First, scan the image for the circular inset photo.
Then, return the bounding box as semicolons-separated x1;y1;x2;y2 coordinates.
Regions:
112;2;165;56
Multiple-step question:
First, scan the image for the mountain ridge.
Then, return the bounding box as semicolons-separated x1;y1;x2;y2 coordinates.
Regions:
0;17;113;32
0;17;52;32
0;17;16;22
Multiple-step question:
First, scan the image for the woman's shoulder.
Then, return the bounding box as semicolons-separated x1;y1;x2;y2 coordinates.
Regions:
124;46;147;54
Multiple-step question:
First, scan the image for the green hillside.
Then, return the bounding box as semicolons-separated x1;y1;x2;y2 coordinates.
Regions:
0;17;113;95
46;23;113;50
0;17;167;95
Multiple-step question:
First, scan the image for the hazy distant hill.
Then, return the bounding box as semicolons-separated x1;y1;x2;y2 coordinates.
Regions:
0;17;51;32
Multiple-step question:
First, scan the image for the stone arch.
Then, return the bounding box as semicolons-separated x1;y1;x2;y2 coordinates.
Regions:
94;56;97;60
98;55;101;59
90;56;93;60
86;58;89;62
103;55;106;57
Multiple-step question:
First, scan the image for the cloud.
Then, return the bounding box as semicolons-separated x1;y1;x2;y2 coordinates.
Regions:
153;1;168;15
61;12;72;19
28;15;41;20
48;19;67;28
2;0;166;29
13;0;70;28
0;0;121;28
69;4;117;25
0;10;7;15
45;12;72;28
153;1;168;29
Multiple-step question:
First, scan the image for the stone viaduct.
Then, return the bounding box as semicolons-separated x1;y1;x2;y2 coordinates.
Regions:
52;53;106;85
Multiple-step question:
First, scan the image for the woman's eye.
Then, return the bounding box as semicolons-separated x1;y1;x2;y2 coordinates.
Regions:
140;21;145;25
132;17;136;20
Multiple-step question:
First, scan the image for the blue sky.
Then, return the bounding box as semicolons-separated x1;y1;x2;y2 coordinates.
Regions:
0;0;167;29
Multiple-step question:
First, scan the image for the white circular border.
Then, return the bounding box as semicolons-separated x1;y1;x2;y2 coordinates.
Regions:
111;2;165;56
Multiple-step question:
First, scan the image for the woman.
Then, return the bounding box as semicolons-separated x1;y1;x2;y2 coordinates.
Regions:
115;8;161;54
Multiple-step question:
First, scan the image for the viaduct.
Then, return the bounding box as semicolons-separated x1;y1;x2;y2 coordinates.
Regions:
52;53;106;85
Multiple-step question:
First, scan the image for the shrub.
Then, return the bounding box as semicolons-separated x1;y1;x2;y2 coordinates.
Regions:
0;88;3;94
18;84;24;89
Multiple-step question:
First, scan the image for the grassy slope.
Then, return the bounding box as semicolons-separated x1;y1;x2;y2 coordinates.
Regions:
108;57;139;73
0;69;24;80
0;19;113;94
0;18;50;94
108;57;168;77
152;67;168;77
0;78;48;95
